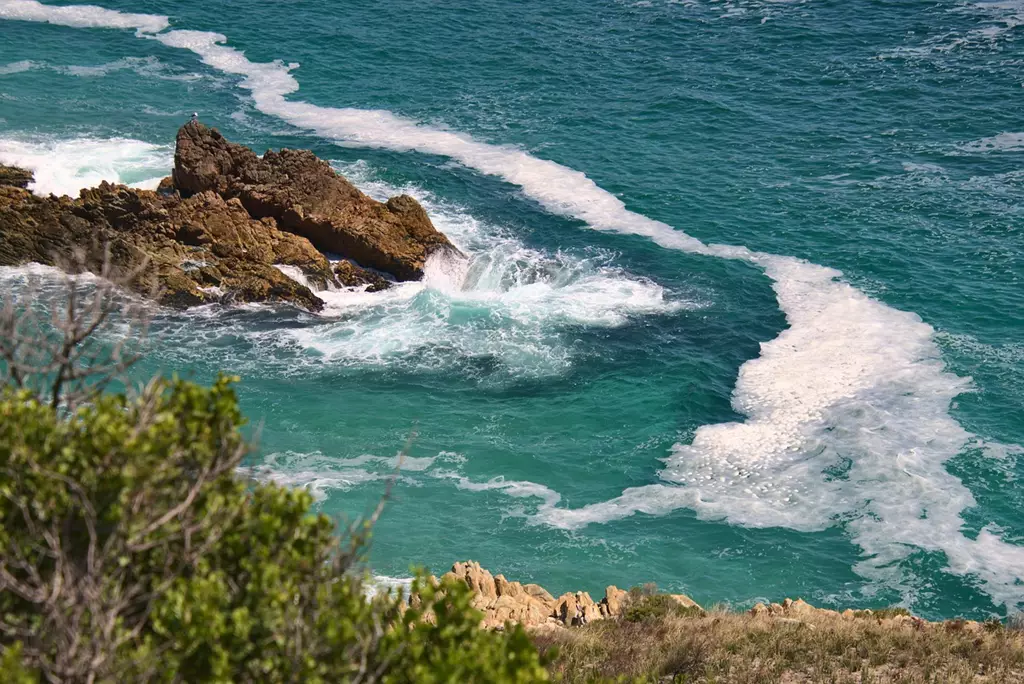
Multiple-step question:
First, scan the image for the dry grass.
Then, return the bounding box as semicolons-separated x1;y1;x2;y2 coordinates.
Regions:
535;606;1024;683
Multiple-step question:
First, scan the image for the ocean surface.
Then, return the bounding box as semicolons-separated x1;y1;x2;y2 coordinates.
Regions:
1;0;1023;621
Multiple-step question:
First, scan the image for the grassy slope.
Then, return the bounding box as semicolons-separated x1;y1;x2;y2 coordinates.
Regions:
535;596;1024;683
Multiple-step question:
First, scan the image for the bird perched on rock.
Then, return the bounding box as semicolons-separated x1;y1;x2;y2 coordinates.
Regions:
190;112;199;122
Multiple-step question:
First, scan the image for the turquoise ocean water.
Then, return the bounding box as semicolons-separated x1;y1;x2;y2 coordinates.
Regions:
1;0;1022;621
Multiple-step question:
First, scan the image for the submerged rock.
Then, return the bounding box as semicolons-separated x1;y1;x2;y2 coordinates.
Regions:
173;121;457;281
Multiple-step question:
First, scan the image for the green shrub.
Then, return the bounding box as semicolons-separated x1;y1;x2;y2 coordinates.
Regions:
623;587;703;623
0;377;547;683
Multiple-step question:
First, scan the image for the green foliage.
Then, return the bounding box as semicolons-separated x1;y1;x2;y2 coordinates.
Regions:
623;587;703;623
383;574;549;684
0;645;36;684
0;377;547;683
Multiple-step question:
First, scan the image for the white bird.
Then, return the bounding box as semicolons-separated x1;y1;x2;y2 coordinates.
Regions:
191;112;199;122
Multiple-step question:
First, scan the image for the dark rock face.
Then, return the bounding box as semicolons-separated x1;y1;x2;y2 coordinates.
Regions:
173;121;456;281
0;123;457;311
0;165;34;189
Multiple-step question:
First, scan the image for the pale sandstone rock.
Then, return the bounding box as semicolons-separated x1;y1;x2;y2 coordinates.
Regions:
602;586;628;618
670;594;702;611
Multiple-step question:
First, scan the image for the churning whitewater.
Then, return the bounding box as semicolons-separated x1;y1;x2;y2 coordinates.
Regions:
2;0;1023;613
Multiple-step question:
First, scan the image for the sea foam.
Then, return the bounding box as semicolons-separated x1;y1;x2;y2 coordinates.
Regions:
0;135;172;196
271;178;687;378
2;0;1023;608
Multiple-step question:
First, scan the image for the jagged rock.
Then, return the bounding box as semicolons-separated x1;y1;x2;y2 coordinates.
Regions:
0;182;327;311
435;562;943;638
1;126;460;312
439;562;689;630
0;165;33;189
445;561;498;600
603;586;627;617
442;562;554;629
173;121;456;281
334;260;391;292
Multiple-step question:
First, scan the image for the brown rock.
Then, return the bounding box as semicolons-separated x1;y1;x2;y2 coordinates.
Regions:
0;181;325;311
0;165;33;189
156;176;177;196
576;592;604;624
601;586;628;618
173;121;456;281
334;260;392;292
554;593;578;625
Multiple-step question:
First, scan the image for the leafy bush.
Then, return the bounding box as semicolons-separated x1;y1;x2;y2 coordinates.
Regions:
0;377;548;683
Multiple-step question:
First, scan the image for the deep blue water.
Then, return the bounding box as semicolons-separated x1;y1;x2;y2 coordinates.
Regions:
1;0;1022;620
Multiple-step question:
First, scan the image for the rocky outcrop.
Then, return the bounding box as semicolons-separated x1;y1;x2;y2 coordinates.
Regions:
0;181;328;311
747;598;948;631
439;561;700;631
0;165;33;189
436;561;952;638
173;121;455;281
0;123;456;310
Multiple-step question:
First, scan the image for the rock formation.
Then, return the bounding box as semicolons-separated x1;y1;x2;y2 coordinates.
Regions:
0;123;456;311
439;561;698;630
436;562;951;636
0;181;327;310
0;165;33;189
172;122;456;281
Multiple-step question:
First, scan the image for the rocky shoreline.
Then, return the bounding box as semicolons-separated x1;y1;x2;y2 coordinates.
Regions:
0;122;458;310
437;561;702;631
438;561;993;635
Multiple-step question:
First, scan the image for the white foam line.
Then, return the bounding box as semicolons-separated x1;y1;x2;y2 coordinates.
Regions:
4;0;1023;607
0;0;166;33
